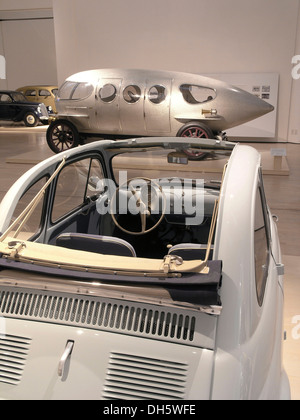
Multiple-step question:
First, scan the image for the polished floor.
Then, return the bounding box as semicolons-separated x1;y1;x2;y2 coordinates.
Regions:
0;124;299;399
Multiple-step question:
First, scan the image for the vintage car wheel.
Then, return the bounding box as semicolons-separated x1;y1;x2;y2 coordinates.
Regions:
110;177;166;235
46;120;80;153
177;122;215;160
24;112;38;127
177;122;214;139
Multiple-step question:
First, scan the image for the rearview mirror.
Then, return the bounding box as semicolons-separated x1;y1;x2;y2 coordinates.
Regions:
167;152;188;165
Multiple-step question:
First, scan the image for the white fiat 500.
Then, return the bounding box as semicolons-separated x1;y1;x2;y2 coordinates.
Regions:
0;137;290;400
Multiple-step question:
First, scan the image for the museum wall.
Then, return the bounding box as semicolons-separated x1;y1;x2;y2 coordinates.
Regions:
0;19;57;89
288;3;300;143
0;0;57;90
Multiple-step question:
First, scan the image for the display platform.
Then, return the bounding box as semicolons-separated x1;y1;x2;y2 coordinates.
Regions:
259;149;289;175
6;147;53;164
6;141;290;176
0;123;48;133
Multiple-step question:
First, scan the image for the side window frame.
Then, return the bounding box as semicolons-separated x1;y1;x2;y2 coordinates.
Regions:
179;84;216;104
57;82;93;101
254;170;271;306
39;89;51;97
9;175;49;241
51;155;105;224
25;89;37;97
0;93;12;103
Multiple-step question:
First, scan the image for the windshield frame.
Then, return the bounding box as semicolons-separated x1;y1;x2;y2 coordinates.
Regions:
0;138;234;280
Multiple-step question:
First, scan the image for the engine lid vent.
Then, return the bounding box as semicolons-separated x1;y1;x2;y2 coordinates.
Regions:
0;334;31;386
103;352;187;400
0;288;203;347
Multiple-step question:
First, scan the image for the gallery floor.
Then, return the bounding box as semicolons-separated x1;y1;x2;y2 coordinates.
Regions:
0;124;299;400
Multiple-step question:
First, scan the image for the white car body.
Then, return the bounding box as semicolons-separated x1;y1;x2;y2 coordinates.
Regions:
0;137;290;400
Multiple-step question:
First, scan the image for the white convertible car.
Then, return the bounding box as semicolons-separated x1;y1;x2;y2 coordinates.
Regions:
0;137;290;400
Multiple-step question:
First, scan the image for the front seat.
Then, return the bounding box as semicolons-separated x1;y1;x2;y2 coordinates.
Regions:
56;233;136;257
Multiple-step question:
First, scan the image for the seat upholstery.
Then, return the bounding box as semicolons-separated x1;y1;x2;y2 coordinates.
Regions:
56;233;136;257
168;243;213;260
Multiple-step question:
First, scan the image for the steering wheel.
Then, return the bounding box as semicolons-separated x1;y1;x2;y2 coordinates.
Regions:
110;177;166;235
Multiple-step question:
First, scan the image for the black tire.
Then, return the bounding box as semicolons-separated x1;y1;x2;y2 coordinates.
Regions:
24;112;38;127
177;122;214;139
46;120;80;153
177;122;215;160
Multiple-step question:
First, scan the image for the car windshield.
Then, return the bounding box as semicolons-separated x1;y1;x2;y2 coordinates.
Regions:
11;92;27;102
110;145;228;185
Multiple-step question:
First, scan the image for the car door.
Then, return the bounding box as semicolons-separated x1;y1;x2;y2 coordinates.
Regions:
0;93;12;119
24;88;38;103
144;79;172;133
119;82;146;134
38;88;51;107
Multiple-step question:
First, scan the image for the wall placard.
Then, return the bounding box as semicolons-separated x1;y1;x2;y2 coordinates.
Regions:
205;73;278;138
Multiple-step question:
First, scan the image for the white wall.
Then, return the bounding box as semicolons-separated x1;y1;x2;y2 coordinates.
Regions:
0;0;53;10
1;19;57;89
52;0;300;142
0;0;57;90
288;3;300;143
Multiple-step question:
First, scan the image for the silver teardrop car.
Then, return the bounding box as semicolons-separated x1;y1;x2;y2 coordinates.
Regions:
46;69;274;153
0;136;290;400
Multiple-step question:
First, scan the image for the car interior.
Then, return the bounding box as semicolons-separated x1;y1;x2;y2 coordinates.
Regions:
5;146;225;263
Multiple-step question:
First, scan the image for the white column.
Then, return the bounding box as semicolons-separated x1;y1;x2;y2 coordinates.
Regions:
288;1;300;143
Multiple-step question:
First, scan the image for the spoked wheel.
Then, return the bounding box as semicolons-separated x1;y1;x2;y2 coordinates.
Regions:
46;120;79;153
177;122;214;139
177;122;215;160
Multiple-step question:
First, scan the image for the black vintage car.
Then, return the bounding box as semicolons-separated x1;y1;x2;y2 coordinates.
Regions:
0;90;49;127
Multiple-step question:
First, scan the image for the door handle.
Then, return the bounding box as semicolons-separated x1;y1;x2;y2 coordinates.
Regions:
58;340;74;377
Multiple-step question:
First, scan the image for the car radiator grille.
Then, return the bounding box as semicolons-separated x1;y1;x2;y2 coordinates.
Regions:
103;352;187;400
40;103;48;117
0;334;31;386
0;287;197;346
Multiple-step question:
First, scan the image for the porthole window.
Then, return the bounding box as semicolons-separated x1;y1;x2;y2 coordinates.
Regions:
180;84;216;104
123;85;141;103
148;85;166;104
99;84;117;103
